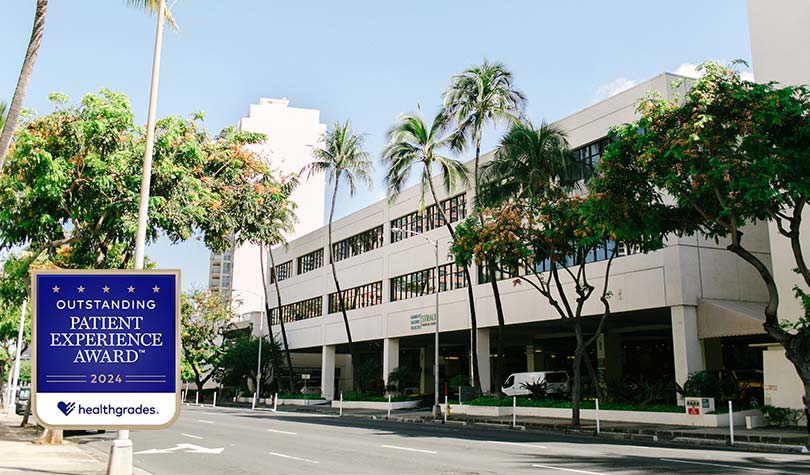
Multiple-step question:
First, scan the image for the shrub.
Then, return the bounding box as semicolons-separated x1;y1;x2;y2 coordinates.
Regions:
449;374;470;388
761;405;807;427
520;380;548;401
342;391;409;402
468;396;682;412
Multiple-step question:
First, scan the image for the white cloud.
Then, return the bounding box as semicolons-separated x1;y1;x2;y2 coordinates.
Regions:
674;61;755;82
591;77;639;103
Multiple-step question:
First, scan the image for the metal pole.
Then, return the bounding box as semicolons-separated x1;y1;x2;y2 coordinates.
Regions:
339;392;343;417
254;310;264;410
728;401;734;445
195;392;199;406
112;2;165;474
273;392;278;412
433;241;440;418
444;395;448;423
512;396;517;428
6;299;25;417
387;393;392;418
596;398;601;435
212;392;217;407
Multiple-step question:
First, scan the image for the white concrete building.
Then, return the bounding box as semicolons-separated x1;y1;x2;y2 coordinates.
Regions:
747;0;810;409
208;98;327;316
261;74;780;404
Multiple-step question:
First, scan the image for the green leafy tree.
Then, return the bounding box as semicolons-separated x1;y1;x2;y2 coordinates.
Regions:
0;1;175;169
304;121;373;392
0;101;7;134
181;289;234;396
442;61;526;393
590;61;810;433
382;108;480;393
215;333;282;397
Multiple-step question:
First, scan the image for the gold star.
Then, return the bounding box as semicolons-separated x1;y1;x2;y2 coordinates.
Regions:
77;286;85;293
52;285;60;293
102;285;110;293
127;286;135;293
152;285;160;293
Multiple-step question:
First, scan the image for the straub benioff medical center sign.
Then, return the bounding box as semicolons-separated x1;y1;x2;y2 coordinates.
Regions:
32;270;180;430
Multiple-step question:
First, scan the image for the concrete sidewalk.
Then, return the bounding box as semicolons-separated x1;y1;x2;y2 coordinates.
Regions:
264;403;810;454
0;413;151;475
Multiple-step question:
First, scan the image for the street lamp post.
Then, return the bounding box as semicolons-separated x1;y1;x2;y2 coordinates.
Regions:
231;288;266;410
392;227;441;418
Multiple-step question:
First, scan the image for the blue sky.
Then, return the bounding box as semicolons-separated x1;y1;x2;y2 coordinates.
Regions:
0;0;752;289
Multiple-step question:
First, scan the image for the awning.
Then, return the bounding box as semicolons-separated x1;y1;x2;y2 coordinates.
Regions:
697;299;767;339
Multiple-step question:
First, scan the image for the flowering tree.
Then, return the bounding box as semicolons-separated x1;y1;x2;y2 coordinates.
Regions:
590;62;810;434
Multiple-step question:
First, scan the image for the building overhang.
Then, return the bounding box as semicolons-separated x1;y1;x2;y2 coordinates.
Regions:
697;298;767;339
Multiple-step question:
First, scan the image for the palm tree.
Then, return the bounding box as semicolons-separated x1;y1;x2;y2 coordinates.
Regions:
442;61;525;393
304;122;373;393
0;101;7;133
382;108;482;394
0;1;174;170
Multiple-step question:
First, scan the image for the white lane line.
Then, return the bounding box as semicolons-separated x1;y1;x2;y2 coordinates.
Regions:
531;464;607;475
181;433;203;440
197;419;215;424
267;429;297;435
660;458;808;474
380;445;437;454
269;452;319;464
488;440;548;449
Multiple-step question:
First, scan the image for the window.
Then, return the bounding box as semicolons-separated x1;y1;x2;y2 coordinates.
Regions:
269;260;293;283
332;226;384;262
297;248;324;274
391;194;467;243
328;281;383;313
390;262;468;301
478;261;520;285
572;137;610;181
269;296;323;325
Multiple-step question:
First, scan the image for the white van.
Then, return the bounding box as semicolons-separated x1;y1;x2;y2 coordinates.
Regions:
501;371;570;397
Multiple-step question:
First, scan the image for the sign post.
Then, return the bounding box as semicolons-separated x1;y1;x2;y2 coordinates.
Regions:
31;270;180;432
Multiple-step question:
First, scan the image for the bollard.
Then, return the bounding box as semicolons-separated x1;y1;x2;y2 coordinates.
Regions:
252;391;257;410
387;394;392;418
181;390;185;404
444;395;448;423
458;386;462;405
195;392;199;406
512;396;517;428
213;392;217;408
273;392;278;412
595;398;601;435
729;401;735;445
340;392;344;417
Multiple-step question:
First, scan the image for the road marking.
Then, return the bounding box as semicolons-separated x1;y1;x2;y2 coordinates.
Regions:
181;433;203;439
269;452;319;464
659;458;808;474
488;441;548;449
381;445;437;454
531;464;607;475
135;443;223;455
197;419;215;424
267;429;297;435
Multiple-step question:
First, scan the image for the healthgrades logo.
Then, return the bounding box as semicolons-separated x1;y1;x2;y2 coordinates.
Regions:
57;401;158;417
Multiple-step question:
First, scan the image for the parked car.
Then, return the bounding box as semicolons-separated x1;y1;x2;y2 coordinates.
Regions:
501;371;570;397
15;387;30;415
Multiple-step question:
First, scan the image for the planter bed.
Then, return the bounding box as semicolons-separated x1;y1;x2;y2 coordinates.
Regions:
331;400;420;410
276;398;329;406
441;404;761;427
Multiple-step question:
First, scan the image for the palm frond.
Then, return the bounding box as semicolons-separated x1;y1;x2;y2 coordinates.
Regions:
126;0;178;29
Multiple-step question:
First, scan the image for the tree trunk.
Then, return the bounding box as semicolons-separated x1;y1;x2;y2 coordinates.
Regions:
0;0;48;169
488;258;507;397
571;320;586;427
328;178;359;392
20;396;31;427
426;175;481;395
263;246;295;394
582;349;604;401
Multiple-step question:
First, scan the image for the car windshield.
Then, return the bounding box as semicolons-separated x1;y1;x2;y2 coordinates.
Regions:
19;388;30;399
503;375;515;388
544;373;567;383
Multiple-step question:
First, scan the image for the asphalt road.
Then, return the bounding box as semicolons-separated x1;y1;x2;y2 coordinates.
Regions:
72;405;810;475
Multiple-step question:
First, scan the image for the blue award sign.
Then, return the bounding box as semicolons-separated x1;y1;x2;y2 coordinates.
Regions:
32;270;180;429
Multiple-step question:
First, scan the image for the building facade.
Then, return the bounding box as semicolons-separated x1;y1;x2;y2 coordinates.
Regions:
261;74;778;403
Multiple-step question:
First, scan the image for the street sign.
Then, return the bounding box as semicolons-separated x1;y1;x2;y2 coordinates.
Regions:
301;374;310;380
32;270;180;430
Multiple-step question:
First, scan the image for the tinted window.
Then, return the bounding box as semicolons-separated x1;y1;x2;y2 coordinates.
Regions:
503;375;515;388
544;373;567;383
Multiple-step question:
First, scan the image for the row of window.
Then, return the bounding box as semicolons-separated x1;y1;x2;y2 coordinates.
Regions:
332;225;384;262
478;240;640;284
328;281;384;313
297;248;324;275
390;194;467;243
269;260;293;283
269;296;323;325
390;261;468;302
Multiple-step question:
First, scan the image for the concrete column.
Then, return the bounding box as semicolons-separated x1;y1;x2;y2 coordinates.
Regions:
419;347;434;394
382;337;399;386
526;345;536;372
476;328;491;394
321;345;336;401
671;305;704;404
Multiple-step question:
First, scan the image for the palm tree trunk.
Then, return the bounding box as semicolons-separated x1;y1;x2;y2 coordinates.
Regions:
426;175;482;395
262;245;295;394
0;0;48;169
328;179;358;392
